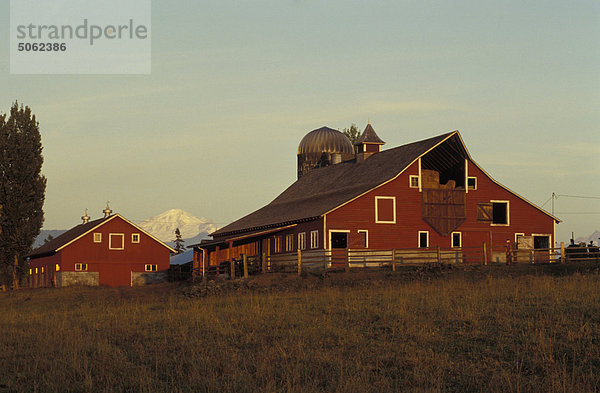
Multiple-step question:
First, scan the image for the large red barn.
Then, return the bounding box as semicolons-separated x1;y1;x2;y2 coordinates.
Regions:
27;210;174;287
192;126;559;268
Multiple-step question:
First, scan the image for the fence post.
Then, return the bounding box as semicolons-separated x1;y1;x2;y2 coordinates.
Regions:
261;253;266;273
243;254;248;278
345;249;350;272
483;242;487;265
297;249;302;276
437;246;441;264
560;242;565;263
392;248;396;272
529;250;534;264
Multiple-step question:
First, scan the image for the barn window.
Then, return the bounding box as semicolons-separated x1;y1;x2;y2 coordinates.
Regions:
467;177;477;190
310;230;319;249
35;268;38;274
29;268;32;275
93;233;102;243
491;201;509;225
418;231;429;248
75;263;87;271
285;234;294;252
145;264;157;272
375;196;396;224
274;236;281;253
409;175;420;188
451;232;462;248
358;230;369;248
131;233;140;243
330;232;348;249
109;233;125;250
298;232;306;250
55;264;60;271
41;267;44;273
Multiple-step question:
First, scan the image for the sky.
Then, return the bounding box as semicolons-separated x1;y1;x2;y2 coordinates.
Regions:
0;0;599;244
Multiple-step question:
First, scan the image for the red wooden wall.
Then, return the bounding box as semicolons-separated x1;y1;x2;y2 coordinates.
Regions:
325;159;555;251
29;216;171;287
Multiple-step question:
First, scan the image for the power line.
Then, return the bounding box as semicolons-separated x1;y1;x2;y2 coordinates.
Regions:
556;194;600;200
555;212;600;214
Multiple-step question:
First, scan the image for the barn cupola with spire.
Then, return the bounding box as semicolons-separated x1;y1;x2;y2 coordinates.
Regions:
355;123;385;161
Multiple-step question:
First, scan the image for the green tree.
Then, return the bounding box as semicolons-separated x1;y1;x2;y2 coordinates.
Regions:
343;123;361;152
173;227;185;254
0;102;46;289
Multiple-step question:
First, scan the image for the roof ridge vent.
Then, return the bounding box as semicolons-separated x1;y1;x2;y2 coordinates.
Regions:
81;208;90;224
103;202;113;218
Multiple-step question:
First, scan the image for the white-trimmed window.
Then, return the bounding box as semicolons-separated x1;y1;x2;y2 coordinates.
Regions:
285;234;294;252
491;200;510;226
109;233;125;250
274;236;281;253
298;232;306;250
93;233;102;243
145;264;157;272
75;263;87;271
467;176;477;190
418;231;429;248
375;196;396;224
131;233;140;243
451;232;462;248
409;175;420;188
310;230;319;249
358;230;369;248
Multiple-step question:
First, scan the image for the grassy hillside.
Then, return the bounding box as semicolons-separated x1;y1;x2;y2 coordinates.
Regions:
1;266;599;392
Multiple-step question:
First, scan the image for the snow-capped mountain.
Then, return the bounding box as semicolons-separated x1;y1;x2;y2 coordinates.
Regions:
576;230;600;246
137;209;217;243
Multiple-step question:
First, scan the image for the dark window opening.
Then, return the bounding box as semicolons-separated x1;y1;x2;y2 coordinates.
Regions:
452;233;461;248
419;232;429;248
492;202;508;225
467;177;477;190
533;236;550;250
331;232;348;249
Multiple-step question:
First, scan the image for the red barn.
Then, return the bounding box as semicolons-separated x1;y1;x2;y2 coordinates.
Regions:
192;126;559;268
27;211;174;288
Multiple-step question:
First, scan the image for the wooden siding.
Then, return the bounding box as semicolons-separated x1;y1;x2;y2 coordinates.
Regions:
325;159;555;251
203;219;324;266
29;216;170;287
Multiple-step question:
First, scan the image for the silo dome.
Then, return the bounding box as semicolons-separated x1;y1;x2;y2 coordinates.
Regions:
297;126;354;179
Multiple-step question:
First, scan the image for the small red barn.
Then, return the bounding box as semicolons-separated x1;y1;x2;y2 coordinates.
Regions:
192;126;560;268
28;212;174;287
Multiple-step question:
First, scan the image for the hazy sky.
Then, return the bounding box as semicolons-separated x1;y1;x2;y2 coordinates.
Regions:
1;1;599;243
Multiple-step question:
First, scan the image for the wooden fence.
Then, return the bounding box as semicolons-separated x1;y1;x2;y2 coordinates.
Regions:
191;242;599;279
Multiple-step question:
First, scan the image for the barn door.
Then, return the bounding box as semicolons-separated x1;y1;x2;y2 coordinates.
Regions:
330;232;348;268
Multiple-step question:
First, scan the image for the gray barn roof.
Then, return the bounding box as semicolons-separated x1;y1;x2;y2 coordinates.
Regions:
212;131;456;237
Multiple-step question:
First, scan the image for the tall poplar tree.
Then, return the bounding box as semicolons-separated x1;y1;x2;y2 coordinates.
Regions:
0;102;46;288
173;227;185;254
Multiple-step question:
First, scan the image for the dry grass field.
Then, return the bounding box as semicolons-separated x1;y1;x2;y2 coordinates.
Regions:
1;263;599;393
